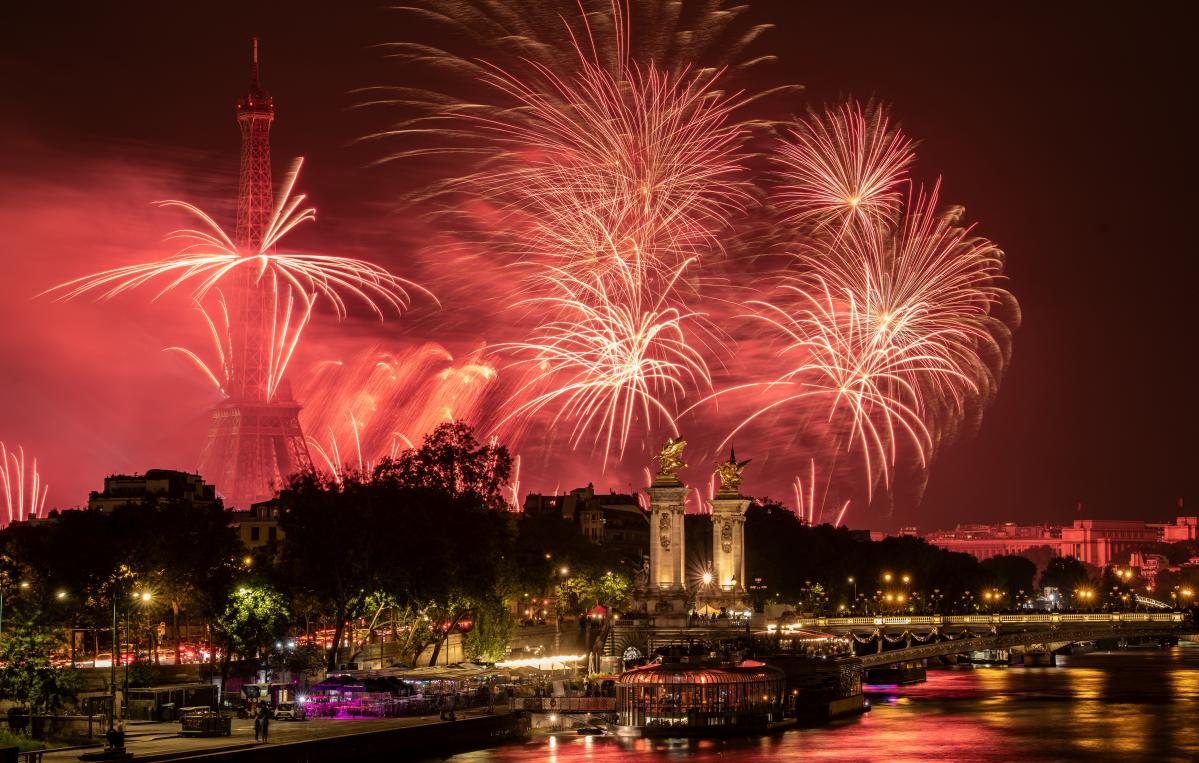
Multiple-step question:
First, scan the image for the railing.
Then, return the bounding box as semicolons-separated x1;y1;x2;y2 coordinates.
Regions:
511;696;616;713
778;612;1185;630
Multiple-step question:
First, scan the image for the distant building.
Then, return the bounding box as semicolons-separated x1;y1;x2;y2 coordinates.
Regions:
87;470;219;513
923;517;1199;569
1158;516;1199;543
524;483;649;560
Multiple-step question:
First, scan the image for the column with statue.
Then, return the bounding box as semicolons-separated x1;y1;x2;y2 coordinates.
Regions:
644;437;689;616
707;449;752;612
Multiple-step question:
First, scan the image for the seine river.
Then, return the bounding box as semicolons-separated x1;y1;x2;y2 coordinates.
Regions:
448;648;1199;762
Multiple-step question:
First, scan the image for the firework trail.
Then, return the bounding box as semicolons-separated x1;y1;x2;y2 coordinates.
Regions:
774;101;915;237
380;0;779;92
1;443;48;526
297;344;503;476
45;159;432;398
792;458;851;527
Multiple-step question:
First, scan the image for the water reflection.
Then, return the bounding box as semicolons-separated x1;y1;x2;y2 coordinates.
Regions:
449;649;1199;762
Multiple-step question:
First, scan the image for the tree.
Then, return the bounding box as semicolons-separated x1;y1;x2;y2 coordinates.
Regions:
0;619;82;713
463;599;515;663
558;569;632;669
383;421;512;509
214;583;287;686
1039;556;1094;606
279;471;400;671
981;555;1038;603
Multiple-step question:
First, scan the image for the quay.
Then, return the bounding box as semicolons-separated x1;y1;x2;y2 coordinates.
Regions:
38;709;522;762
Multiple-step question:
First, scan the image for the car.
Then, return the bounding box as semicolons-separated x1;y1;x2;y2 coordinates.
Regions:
273;702;306;721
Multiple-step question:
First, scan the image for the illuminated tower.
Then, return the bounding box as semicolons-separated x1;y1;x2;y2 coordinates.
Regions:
198;39;312;508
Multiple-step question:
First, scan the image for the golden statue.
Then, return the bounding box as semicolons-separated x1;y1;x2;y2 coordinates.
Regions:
715;448;751;494
655;437;688;481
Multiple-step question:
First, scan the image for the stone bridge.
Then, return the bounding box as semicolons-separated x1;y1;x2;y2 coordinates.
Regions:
770;612;1196;667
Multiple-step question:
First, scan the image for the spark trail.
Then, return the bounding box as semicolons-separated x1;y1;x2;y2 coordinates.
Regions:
1;443;48;527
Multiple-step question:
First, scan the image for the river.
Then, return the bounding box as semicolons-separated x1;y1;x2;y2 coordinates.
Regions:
447;648;1199;762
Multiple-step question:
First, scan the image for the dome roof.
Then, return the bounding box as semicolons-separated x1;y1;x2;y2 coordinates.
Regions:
617;660;784;686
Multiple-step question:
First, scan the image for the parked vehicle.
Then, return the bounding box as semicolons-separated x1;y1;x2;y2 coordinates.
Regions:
273;701;306;721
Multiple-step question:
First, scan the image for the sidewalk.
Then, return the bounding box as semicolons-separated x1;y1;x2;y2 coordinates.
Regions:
40;708;506;762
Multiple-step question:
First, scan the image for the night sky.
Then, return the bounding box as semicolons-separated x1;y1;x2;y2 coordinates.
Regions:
1;2;1192;530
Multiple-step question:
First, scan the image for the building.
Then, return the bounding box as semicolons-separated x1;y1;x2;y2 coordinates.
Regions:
923;517;1199;569
231;497;285;552
524;484;649;561
87;470;219;513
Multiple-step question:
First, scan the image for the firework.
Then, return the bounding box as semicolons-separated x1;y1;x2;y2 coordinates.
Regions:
496;254;712;464
804;181;1017;446
775;101;915;236
792;458;851;527
1;443;48;526
46;159;431;397
714;277;963;496
297;345;503;477
380;0;778;94
374;41;750;290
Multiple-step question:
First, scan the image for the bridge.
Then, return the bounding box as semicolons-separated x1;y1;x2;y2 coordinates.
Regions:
769;612;1196;667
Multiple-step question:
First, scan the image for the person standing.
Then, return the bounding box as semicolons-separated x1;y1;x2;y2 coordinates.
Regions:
253;712;262;742
258;705;271;743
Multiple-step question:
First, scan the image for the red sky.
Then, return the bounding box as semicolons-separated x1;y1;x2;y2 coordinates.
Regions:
1;2;1192;530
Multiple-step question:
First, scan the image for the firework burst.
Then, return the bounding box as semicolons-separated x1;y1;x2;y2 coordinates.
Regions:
775;101;915;236
716;277;967;496
804;181;1018;446
496;254;712;464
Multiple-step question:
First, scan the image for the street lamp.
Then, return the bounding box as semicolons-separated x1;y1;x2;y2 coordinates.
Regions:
848;577;857;604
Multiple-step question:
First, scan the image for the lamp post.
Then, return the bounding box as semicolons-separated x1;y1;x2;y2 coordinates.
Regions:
110;595;118;732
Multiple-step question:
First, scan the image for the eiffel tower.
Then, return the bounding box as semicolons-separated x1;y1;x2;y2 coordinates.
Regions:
197;39;312;508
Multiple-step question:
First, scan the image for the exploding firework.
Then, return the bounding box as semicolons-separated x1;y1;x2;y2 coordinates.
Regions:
774;101;915;236
714;276;961;496
372;34;752;292
46;159;431;397
496;254;712;464
804;181;1018;447
1;443;48;527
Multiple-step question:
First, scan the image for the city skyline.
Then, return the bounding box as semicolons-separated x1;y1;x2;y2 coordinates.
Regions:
1;2;1191;531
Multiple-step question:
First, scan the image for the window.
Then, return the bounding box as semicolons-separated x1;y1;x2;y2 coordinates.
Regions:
250;526;260;542
268;526;277;542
